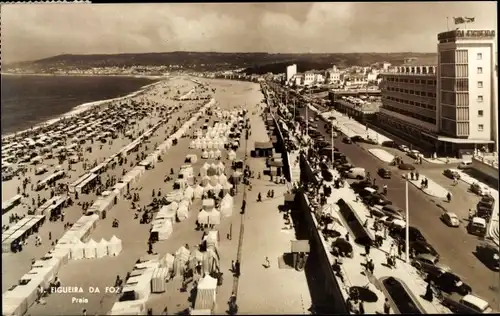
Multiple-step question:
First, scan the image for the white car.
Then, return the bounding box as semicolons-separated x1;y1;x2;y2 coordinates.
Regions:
408;150;422;159
440;212;460;227
399;144;410;152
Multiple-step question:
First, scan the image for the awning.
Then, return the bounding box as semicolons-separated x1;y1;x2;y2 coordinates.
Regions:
255;141;273;150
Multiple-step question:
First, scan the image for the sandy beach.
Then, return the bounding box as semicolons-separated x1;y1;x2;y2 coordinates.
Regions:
3;77;311;316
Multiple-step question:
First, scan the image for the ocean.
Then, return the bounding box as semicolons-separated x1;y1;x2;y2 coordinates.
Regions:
1;75;160;136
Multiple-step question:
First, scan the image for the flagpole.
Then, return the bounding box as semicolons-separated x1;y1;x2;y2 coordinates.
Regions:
446;17;449;31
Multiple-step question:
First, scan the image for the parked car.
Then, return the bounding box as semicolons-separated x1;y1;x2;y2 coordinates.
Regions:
408;240;440;257
381;205;404;219
468;217;487;236
408;150;423;159
382;140;398;148
399;144;410;152
443;169;461;180
379;215;405;228
411;253;439;270
365;137;378;145
441;212;460;227
470;183;490;196
378;168;392;179
343;137;353;144
429;271;472;296
440;293;493;314
476;241;500;271
457;160;473;170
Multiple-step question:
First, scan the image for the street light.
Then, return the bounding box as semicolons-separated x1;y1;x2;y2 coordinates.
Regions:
405;179;410;263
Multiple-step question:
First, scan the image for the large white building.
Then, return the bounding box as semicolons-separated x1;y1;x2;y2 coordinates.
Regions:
379;29;497;157
286;64;297;84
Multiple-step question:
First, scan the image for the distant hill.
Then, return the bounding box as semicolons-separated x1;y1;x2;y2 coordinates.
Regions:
5;51;437;73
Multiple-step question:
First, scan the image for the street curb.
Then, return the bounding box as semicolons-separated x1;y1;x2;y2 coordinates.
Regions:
402;175;449;200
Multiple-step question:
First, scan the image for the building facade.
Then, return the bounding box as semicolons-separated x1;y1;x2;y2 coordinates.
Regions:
378;29;497;157
286;64;297;84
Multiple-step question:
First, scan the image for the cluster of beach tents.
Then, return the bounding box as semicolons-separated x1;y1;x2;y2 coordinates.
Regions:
69;236;122;260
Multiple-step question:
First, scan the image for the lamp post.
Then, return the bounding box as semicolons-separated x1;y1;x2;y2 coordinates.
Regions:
331;126;335;165
405;179;410;263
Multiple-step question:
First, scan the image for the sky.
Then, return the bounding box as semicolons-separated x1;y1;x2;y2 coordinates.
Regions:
1;2;497;63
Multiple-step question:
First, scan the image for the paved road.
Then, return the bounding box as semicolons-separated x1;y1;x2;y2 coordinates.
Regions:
293;105;500;309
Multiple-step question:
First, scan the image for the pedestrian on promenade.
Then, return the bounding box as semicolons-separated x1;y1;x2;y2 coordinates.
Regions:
410;172;414;180
231;260;236;273
446;192;452;203
364;243;370;256
345;232;350;242
358;301;365;314
383;298;390;314
415;171;420;180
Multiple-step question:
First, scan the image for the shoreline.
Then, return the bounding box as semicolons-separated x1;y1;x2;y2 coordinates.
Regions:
1;72;168;80
1;78;167;140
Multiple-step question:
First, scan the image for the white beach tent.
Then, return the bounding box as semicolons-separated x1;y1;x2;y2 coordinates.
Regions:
108;235;123;256
213;183;223;196
177;205;189;222
208;150;215;159
201;150;209;159
195;274;217;310
227;150;237;161
189;140;196;149
208;163;218;176
157;220;174;240
220;195;234;218
202;199;215;211
198;210;210;225
222;182;233;195
203;183;214;194
214;149;222;159
216;161;225;174
200;163;210;177
208;209;221;225
218;174;228;185
184;186;194;200
84;239;98;259
179;199;191;211
70;240;85;260
194;185;204;199
96;238;109;258
201;176;211;186
209;175;219;186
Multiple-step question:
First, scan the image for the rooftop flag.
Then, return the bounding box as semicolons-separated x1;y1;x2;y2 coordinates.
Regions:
453;17;466;24
464;17;476;23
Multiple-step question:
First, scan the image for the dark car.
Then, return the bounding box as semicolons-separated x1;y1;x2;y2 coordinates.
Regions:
429;271;472;296
382;140;398;148
343;137;353;144
364;192;393;206
391;226;427;243
443;169;461;180
355;179;380;191
406;239;439;257
378;168;392;179
351;135;364;143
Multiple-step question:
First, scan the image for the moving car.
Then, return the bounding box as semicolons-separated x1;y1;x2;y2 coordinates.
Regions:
408;150;423;159
457;160;473;170
441;212;460;227
382;140;398;148
351;135;364;142
476;241;500;271
399;144;410;152
346;167;366;180
443;169;461;180
343;137;353;144
408;240;439;257
429;271;472;296
378;168;392;179
391;225;426;243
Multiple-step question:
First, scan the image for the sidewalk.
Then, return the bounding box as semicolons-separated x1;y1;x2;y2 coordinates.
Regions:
403;173;450;200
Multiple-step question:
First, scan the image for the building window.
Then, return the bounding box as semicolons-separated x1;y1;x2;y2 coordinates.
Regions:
477;67;483;74
478;95;484;102
478;124;484;131
478;81;483;88
477;53;483;60
478;110;484;117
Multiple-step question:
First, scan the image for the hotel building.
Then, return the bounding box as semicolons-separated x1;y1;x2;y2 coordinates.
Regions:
378;29;497;157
